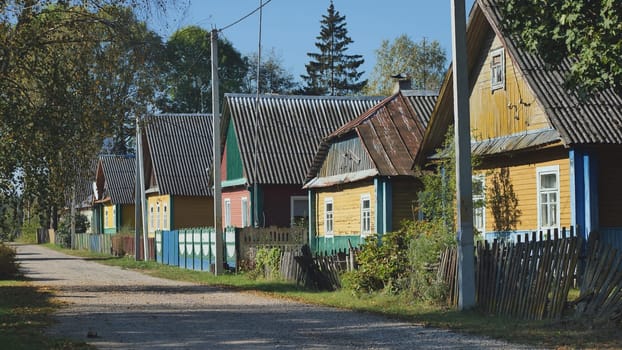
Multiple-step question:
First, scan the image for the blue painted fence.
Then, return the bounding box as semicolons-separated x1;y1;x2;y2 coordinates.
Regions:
155;227;237;271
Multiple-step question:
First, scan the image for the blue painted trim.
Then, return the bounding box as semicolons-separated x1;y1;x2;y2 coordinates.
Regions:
585;152;599;236
308;189;316;252
570;148;599;244
570;149;586;241
374;178;384;236
383;179;392;234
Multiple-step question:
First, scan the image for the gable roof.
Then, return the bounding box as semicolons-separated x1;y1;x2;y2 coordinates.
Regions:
305;90;436;185
221;93;383;185
418;0;622;163
143;114;213;197
96;155;135;205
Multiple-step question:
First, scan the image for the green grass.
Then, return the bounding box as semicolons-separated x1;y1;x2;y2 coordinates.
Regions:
45;244;622;349
0;279;94;350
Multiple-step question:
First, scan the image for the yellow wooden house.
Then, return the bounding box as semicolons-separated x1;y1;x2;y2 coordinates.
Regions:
93;155;136;234
304;83;436;253
141;114;214;238
417;0;622;246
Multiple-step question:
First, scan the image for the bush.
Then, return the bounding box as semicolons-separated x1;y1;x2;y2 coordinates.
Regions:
18;219;39;244
342;229;411;295
0;243;19;279
405;219;455;303
248;247;281;280
342;219;455;304
56;213;90;248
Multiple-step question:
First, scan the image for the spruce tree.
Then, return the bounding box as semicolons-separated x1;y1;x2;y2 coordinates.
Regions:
301;1;366;96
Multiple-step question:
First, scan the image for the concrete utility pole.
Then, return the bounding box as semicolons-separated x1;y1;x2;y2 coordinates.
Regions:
134;115;142;261
450;0;476;310
138;118;149;261
211;29;224;275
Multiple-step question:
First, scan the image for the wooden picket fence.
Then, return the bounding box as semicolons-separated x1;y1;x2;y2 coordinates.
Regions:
574;231;622;322
278;246;354;290
438;228;581;319
475;227;579;319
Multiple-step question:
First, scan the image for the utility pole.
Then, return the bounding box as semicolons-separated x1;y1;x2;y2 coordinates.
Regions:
134;115;141;261
138;117;149;261
211;29;224;275
451;0;476;310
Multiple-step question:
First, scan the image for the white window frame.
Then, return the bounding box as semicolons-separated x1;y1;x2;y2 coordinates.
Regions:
360;194;371;236
537;165;560;230
472;175;486;235
290;196;308;227
241;197;249;227
490;47;505;91
149;204;154;231
155;202;160;231
163;203;168;230
224;198;231;227
324;197;334;237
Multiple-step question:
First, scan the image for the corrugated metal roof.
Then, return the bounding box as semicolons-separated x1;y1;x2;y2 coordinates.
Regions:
472;128;561;156
222;93;383;185
98;155;135;204
480;0;622;146
143;114;213;197
417;0;622;164
306;90;436;183
432;128;562;159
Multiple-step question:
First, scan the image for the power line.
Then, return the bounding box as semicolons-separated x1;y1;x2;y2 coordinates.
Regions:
218;0;273;32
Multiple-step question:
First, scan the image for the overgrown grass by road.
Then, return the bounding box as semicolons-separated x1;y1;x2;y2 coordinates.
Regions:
46;244;622;349
0;279;94;350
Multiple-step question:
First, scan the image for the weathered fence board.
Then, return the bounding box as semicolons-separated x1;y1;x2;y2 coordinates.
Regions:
473;227;579;320
238;226;307;262
574;231;622;321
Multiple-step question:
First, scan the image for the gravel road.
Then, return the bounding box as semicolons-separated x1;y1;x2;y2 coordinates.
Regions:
15;244;536;349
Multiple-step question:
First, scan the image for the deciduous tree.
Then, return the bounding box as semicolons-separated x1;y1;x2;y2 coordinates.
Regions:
501;0;622;97
364;35;446;96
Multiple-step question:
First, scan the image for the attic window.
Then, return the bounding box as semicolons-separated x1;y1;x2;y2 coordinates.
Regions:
490;48;505;91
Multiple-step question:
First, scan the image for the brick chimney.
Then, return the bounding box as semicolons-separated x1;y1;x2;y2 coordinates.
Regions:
391;73;412;93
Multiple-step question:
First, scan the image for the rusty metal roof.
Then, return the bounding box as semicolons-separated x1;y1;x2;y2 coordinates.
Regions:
306;90;436;184
417;0;622;164
222;93;383;185
97;155;135;204
143;114;213;197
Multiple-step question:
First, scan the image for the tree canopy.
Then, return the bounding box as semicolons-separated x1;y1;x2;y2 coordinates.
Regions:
501;0;622;97
157;26;247;113
364;35;446;96
301;1;366;96
0;1;168;227
242;49;298;95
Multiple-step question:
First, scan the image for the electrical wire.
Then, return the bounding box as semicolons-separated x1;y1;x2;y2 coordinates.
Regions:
218;0;272;32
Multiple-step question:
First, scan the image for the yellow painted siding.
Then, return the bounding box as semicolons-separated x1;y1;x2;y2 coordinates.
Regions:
120;205;135;231
391;178;420;228
470;35;550;141
482;157;571;233
172;196;214;230
103;203;116;231
315;181;375;237
147;194;171;236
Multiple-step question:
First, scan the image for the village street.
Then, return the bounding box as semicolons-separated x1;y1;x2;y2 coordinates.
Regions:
16;244;534;350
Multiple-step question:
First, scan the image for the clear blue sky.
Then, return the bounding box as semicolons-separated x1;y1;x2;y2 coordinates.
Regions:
149;0;476;82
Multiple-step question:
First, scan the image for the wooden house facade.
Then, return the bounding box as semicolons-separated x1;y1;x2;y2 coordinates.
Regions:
93;155;136;234
417;0;622;245
142;114;214;237
220;93;382;230
305;88;436;252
